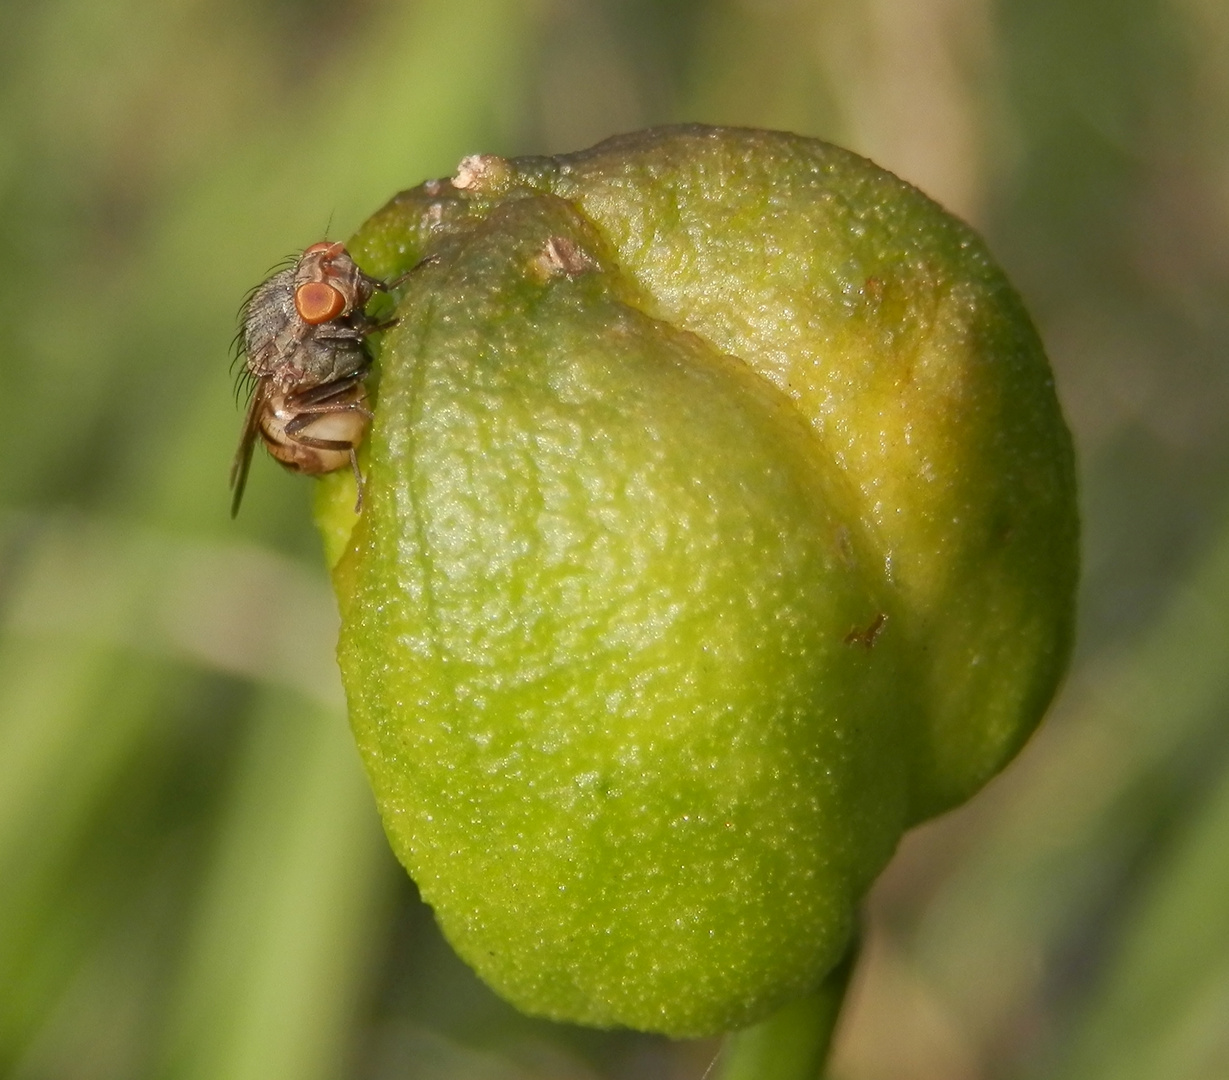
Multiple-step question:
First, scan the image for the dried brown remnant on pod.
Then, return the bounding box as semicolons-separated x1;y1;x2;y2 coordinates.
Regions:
530;235;594;280
451;153;512;191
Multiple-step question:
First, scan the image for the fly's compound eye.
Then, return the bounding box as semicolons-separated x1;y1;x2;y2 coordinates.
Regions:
295;280;347;324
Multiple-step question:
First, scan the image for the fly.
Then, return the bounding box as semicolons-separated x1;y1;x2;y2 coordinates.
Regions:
230;241;389;517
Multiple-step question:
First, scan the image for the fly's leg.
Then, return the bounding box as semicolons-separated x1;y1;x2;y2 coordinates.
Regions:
286;371;372;416
349;448;363;512
387;253;440;289
289;431;366;512
310;320;368;343
283;398;373;434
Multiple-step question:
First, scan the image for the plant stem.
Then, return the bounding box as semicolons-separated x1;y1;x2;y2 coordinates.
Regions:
714;945;857;1080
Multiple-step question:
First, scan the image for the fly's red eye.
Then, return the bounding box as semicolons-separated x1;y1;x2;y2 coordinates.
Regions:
295;281;346;324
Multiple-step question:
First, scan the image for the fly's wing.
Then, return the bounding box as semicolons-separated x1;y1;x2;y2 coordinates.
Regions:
229;380;267;517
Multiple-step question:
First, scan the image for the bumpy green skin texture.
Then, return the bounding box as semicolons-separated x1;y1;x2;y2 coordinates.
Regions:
316;126;1078;1037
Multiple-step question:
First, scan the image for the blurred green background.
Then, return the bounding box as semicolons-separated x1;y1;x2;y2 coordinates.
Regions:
2;0;1227;1077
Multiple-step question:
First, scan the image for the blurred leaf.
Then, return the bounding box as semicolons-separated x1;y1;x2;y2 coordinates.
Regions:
158;690;388;1080
1047;753;1229;1080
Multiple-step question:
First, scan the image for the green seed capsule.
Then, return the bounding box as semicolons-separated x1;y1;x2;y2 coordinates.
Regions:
315;125;1078;1038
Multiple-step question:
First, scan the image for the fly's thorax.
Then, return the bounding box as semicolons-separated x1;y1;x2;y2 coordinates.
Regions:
280;327;371;390
242;286;371;391
241;267;302;377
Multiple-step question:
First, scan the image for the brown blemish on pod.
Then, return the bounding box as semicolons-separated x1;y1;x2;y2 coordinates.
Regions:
844;612;888;649
529;235;594;281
